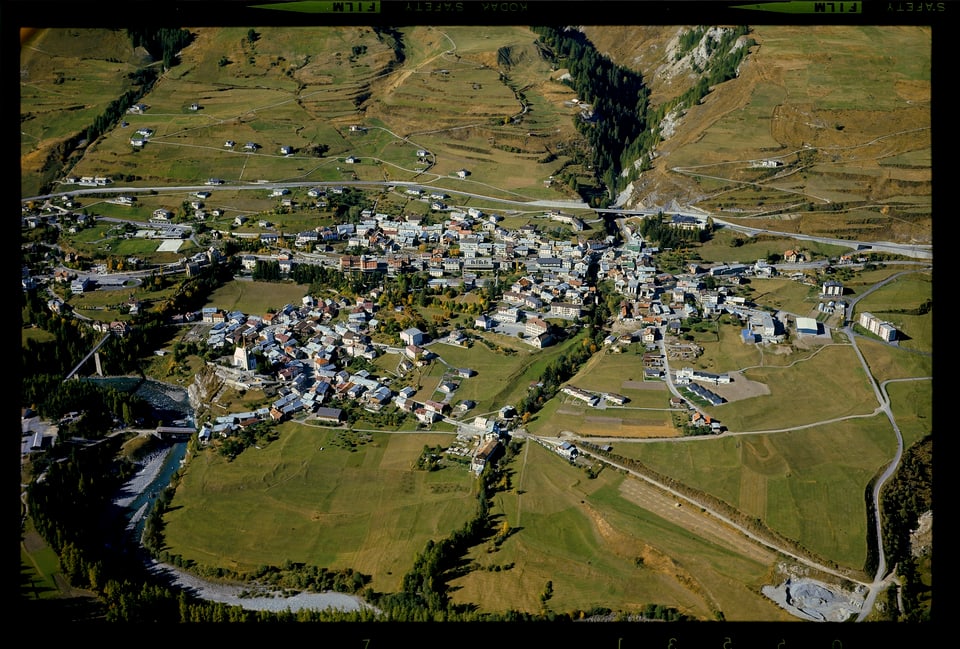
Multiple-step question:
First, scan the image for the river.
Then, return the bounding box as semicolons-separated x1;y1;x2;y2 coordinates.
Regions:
100;377;375;615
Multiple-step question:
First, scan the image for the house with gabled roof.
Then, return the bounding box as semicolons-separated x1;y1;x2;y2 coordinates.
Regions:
472;438;502;475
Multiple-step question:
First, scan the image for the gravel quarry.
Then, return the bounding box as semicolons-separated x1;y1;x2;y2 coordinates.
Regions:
762;577;867;622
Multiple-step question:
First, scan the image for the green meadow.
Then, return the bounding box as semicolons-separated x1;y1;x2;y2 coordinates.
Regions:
705;344;878;431
21;526;67;601
163;424;477;594
685;320;765;374
883;379;933;451
856;336;932;385
204;280;311;315
851;270;933;352
743;276;822;317
524;349;676;437
695;227;850;264
624;417;898;573
439;331;592;413
446;441;790;620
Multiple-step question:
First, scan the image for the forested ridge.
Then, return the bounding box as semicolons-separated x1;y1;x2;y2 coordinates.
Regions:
532;25;754;205
878;435;932;621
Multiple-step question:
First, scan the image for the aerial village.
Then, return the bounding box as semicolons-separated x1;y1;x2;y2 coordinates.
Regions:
41;188;875;475
24;178;894;472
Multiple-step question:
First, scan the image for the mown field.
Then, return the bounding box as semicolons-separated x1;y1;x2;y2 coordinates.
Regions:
204;279;311;315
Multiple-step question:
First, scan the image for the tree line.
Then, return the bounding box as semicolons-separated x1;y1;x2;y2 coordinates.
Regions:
531;26;753;206
34;28;193;195
878;435;932;621
533;26;650;203
126;28;195;71
21;261;234;429
635;212;714;249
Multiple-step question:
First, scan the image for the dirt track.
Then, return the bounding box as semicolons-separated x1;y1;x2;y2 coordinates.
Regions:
702;372;771;403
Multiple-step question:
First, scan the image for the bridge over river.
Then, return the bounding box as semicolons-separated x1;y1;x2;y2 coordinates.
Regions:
65;332;112;380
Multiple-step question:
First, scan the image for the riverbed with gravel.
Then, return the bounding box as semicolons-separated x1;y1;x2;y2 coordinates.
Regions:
146;559;377;614
117;445;377;614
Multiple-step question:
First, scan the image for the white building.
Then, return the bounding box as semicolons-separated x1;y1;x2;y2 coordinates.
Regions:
858;312;897;342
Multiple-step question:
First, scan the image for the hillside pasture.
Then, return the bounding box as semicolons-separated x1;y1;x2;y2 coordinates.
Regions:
448;441;789;620
856;337;932;386
28;25;592;205
883;379;933;451
743;276;821;316
658;25;930;242
525;348;677;438
683;321;766;375
703;343;877;432
627;416;897;573
564;349;663;395
694;228;850;265
445;331;590;412
851;270;932;352
20;28;152;196
427;341;534;414
163;425;477;593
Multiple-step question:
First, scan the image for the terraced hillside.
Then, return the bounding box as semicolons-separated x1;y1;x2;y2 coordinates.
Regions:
584;25;932;244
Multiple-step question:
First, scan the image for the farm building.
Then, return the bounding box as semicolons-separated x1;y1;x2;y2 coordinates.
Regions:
556;441;579;460
472;438;502;476
314;407;344;424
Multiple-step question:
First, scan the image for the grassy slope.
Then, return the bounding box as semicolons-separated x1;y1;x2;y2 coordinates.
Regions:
163;424;477;594
585;25;931;243
448;441;792;620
